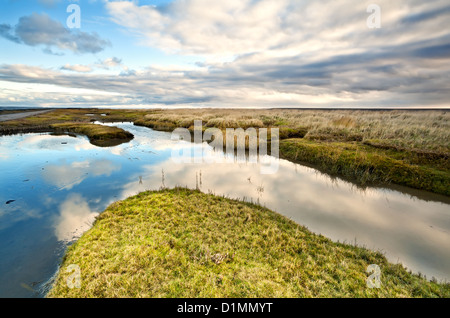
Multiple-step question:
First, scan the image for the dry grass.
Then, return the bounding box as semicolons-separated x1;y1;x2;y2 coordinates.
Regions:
138;109;449;153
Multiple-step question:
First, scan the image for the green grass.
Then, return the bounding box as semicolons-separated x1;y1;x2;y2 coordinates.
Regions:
279;139;450;196
47;188;449;298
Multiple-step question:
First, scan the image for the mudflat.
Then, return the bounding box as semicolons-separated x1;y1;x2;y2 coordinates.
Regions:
0;110;52;122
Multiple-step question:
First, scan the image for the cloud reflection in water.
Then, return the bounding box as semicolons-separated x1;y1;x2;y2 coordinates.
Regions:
42;159;121;190
53;193;99;243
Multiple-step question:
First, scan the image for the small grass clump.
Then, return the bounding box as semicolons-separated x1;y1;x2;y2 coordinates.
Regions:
47;188;449;298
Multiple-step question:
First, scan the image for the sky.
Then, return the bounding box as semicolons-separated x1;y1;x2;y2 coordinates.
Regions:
0;0;449;109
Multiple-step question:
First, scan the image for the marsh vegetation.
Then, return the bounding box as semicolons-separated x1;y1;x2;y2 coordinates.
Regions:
47;188;450;298
2;108;447;194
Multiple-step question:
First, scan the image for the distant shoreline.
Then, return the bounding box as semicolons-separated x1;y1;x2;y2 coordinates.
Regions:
0;106;448;112
0;110;53;122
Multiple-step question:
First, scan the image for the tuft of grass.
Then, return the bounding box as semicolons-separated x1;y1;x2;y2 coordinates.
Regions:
331;116;359;129
134;119;178;132
47;188;449;298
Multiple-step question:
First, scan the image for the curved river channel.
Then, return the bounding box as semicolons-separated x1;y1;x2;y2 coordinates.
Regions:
0;122;449;297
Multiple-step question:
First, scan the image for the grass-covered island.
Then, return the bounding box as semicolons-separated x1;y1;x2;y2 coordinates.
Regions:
0;109;134;147
47;188;449;298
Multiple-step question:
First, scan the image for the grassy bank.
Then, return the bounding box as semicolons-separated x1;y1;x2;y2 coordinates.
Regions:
0;109;134;147
47;188;449;298
279;139;450;196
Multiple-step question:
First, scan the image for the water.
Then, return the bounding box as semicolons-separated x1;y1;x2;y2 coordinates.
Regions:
0;122;449;297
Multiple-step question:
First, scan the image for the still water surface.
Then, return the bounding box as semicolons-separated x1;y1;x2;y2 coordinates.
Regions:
0;122;449;297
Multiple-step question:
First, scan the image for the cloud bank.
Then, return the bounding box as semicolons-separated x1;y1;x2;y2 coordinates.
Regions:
1;0;449;108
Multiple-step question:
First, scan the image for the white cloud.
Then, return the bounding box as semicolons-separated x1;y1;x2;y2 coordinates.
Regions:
105;0;450;59
101;57;122;68
60;57;123;74
106;0;292;58
61;64;93;73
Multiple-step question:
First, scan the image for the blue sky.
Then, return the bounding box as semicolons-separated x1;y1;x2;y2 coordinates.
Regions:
0;0;449;108
0;0;192;70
